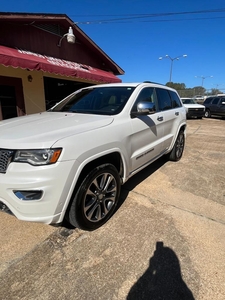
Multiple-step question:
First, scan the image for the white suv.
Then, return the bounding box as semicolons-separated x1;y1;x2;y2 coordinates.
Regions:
0;82;186;230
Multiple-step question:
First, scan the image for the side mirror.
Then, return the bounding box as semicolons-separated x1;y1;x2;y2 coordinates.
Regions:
131;101;156;118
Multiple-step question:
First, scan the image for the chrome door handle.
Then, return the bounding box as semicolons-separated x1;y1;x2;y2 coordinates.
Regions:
157;116;163;121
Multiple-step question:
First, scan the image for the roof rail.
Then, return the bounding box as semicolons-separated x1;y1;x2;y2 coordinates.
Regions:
143;80;164;85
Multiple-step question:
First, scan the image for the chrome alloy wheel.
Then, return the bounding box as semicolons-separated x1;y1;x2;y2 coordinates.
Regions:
84;172;117;222
175;133;184;159
67;163;121;230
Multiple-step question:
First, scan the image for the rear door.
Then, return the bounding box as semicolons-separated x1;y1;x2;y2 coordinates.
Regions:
155;88;184;151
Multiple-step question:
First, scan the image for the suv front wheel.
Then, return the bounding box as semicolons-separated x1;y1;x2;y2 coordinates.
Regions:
67;163;121;231
204;109;211;118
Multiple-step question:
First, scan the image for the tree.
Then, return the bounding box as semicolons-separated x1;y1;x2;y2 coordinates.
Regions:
166;82;186;90
210;88;222;95
164;82;224;98
192;86;205;96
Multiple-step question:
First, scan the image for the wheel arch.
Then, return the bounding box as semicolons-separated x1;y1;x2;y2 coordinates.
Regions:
64;151;124;222
180;124;186;134
77;152;124;188
168;123;186;153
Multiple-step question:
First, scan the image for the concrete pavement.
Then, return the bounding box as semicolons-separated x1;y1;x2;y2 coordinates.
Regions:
0;118;225;300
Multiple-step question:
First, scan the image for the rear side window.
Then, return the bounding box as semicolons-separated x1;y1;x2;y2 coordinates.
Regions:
156;88;172;111
169;91;182;108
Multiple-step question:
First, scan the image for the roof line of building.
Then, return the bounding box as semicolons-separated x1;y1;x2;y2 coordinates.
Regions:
0;12;125;75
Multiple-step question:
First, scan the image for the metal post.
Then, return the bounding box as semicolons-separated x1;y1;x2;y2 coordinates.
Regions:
159;54;187;82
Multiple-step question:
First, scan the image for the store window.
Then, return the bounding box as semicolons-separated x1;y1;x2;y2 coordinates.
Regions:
44;77;93;110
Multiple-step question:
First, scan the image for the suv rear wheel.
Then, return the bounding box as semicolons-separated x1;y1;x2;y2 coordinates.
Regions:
168;130;185;161
67;163;121;230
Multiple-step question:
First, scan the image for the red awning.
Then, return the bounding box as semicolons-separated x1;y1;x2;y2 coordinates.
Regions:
0;45;121;83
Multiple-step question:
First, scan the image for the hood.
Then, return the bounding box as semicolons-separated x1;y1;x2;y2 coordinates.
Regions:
0;112;114;149
183;103;205;108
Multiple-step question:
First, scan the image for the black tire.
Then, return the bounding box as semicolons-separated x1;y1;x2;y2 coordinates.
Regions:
67;163;121;231
168;130;185;161
204;109;211;118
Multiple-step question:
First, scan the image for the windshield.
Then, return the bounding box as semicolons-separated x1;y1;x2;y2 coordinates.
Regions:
182;99;197;104
50;86;135;115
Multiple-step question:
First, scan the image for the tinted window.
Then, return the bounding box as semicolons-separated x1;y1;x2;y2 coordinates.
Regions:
131;87;157;112
51;86;135;115
182;99;197;104
169;91;182;108
212;98;219;104
156;88;172;111
204;97;213;104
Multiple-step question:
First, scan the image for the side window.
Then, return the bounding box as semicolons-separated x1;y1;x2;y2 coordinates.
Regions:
131;87;157;112
204;98;212;104
212;97;219;105
156;88;172;111
169;91;182;108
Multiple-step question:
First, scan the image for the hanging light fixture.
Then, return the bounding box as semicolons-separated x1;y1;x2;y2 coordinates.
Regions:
57;27;76;47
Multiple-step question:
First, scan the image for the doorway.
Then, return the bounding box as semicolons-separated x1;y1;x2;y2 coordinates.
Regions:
0;85;17;119
0;76;25;120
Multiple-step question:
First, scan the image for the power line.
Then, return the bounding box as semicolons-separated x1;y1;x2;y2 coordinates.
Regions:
74;16;225;25
70;8;225;24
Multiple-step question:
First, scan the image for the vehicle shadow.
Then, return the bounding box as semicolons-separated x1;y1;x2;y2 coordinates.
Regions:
117;156;168;210
127;241;195;300
203;116;225;120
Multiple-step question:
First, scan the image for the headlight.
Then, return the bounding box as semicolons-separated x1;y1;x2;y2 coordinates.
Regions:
13;148;62;166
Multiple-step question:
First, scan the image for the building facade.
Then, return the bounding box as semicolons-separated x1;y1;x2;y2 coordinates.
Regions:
0;13;124;120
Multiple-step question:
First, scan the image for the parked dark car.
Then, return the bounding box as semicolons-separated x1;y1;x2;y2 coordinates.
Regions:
203;95;225;118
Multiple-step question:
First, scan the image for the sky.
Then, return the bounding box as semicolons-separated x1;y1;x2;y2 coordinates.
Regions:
1;0;225;91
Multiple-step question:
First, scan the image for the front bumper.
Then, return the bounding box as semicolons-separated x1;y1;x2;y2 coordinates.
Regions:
0;160;78;224
187;109;205;118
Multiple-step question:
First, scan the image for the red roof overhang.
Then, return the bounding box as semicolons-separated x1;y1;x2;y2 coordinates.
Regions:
0;45;121;83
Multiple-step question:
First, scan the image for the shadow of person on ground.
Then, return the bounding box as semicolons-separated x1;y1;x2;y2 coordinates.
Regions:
127;241;195;300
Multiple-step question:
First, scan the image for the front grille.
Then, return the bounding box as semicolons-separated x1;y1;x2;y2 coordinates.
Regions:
0;149;14;174
189;108;204;112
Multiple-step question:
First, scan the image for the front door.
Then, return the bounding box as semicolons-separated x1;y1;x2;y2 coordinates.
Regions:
217;97;225;116
129;87;164;173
